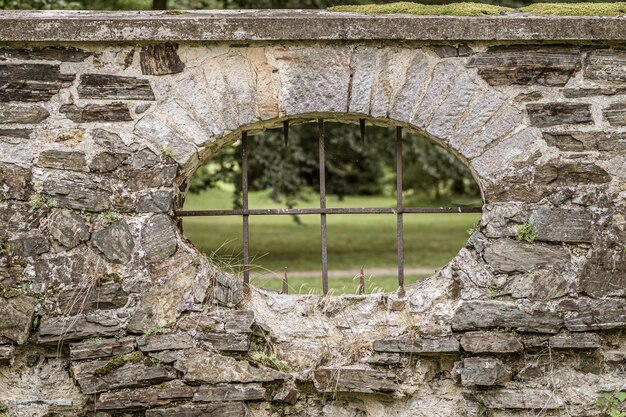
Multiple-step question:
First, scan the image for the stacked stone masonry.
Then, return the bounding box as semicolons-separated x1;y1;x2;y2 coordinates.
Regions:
0;11;625;417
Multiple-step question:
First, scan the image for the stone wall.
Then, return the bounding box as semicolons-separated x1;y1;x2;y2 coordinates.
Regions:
0;12;625;417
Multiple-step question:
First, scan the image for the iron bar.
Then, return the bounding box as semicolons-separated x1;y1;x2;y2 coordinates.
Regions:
319;119;329;296
358;266;365;295
396;126;405;298
283;267;289;294
359;118;366;145
241;131;250;291
176;207;482;216
283;120;289;150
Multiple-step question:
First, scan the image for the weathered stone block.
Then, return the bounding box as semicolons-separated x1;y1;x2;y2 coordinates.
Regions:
372;337;459;354
36;149;88;171
0;63;74;101
137;190;173;213
604;102;626;126
543;131;626;152
585;50;626;82
95;380;197;411
0;163;32;200
526;102;592;127
8;232;49;257
466;388;564;409
193;383;265;402
460;357;511;386
43;171;111;212
272;382;299;405
91;220;135;264
134;113;198;166
483;239;570;274
70;337;135;361
78;74;155;100
145;403;245;417
0;104;49;123
467;45;580;86
563;298;626;331
535;161;610;186
0;296;36;345
175;349;288;384
140;44;185;75
314;367;399;394
460;331;523;353
57;281;129;314
529;208;593;243
48;209;90;249
197;332;250;352
549;333;601;349
451;300;563;333
431;44;473;58
0;344;15;364
0;46;92;62
60;103;132;123
141;214;178;264
581;249;626;297
38;313;122;344
137;333;194;352
561;87;626;97
89;151;127;173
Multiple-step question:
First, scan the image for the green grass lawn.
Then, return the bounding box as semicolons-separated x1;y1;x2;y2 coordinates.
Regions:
183;188;481;294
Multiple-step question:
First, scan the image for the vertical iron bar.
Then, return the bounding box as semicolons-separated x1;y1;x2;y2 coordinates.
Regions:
359;118;366;146
242;132;250;292
283;120;289;150
283;268;289;295
396;126;405;298
358;266;365;295
319;119;329;296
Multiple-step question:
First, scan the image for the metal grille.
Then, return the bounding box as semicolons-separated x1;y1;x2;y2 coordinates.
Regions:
176;119;482;296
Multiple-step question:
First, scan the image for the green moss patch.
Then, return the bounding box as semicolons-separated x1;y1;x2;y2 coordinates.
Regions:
328;2;511;16
521;2;626;16
93;351;144;377
251;353;290;373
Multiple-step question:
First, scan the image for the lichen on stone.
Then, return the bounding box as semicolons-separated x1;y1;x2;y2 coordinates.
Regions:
328;2;512;16
93;351;144;377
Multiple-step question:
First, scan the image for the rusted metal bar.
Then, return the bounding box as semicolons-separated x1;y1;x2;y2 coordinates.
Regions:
359;118;366;145
241;131;250;291
176;207;482;216
319;119;329;296
396;126;405;298
282;267;289;294
283;120;289;150
358;266;365;295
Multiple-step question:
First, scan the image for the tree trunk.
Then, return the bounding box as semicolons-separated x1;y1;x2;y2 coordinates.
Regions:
153;0;167;10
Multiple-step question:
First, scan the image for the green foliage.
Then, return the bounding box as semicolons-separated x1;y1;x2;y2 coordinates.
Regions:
329;2;511;16
143;327;165;336
93;351;144;376
597;392;626;417
522;2;626;16
515;222;537;243
158;145;174;158
251;352;290;372
102;211;120;224
0;403;8;417
29;195;57;212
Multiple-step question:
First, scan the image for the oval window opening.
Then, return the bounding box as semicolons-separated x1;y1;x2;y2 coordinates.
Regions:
181;119;482;295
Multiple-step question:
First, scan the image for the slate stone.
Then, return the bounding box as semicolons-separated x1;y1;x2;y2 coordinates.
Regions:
549;333;601;349
137;333;194;352
272;382;299;405
527;102;592;127
0;46;93;62
372;337;459;354
430;44;473;58
585;50;626;82
0;296;36;345
483;239;570;274
137;190;173;213
9;233;50;257
89;151;127;173
36;149;88;171
221;310;255;333
145;403;245;417
193;383;266;402
503;270;572;301
78;74;155;100
604;102;626;126
581;249;626;297
57;281;129;314
125;164;178;192
175;349;288;384
314;367;399;394
141;214;177;264
451;300;563;333
60;103;132;123
466;388;564;409
561;87;626;98
95;380;197;411
70;337;136;361
0;128;31;139
0;344;15;364
92;128;132;152
460;331;523;353
43;171;111;212
124;147;160;169
535;162;610;186
529;208;593;243
38;313;122;344
92;220;135;264
460;357;511;387
467;45;580;86
140;44;185;75
34;248;105;287
133;113;198;165
0;63;74;101
543;131;626;152
213;269;244;307
48;209;89;248
0;104;49;123
0;163;32;200
563;298;626;331
196;332;250;352
72;359;177;394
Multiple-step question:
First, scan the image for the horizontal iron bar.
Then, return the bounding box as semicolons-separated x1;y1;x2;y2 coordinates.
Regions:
176;207;482;216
